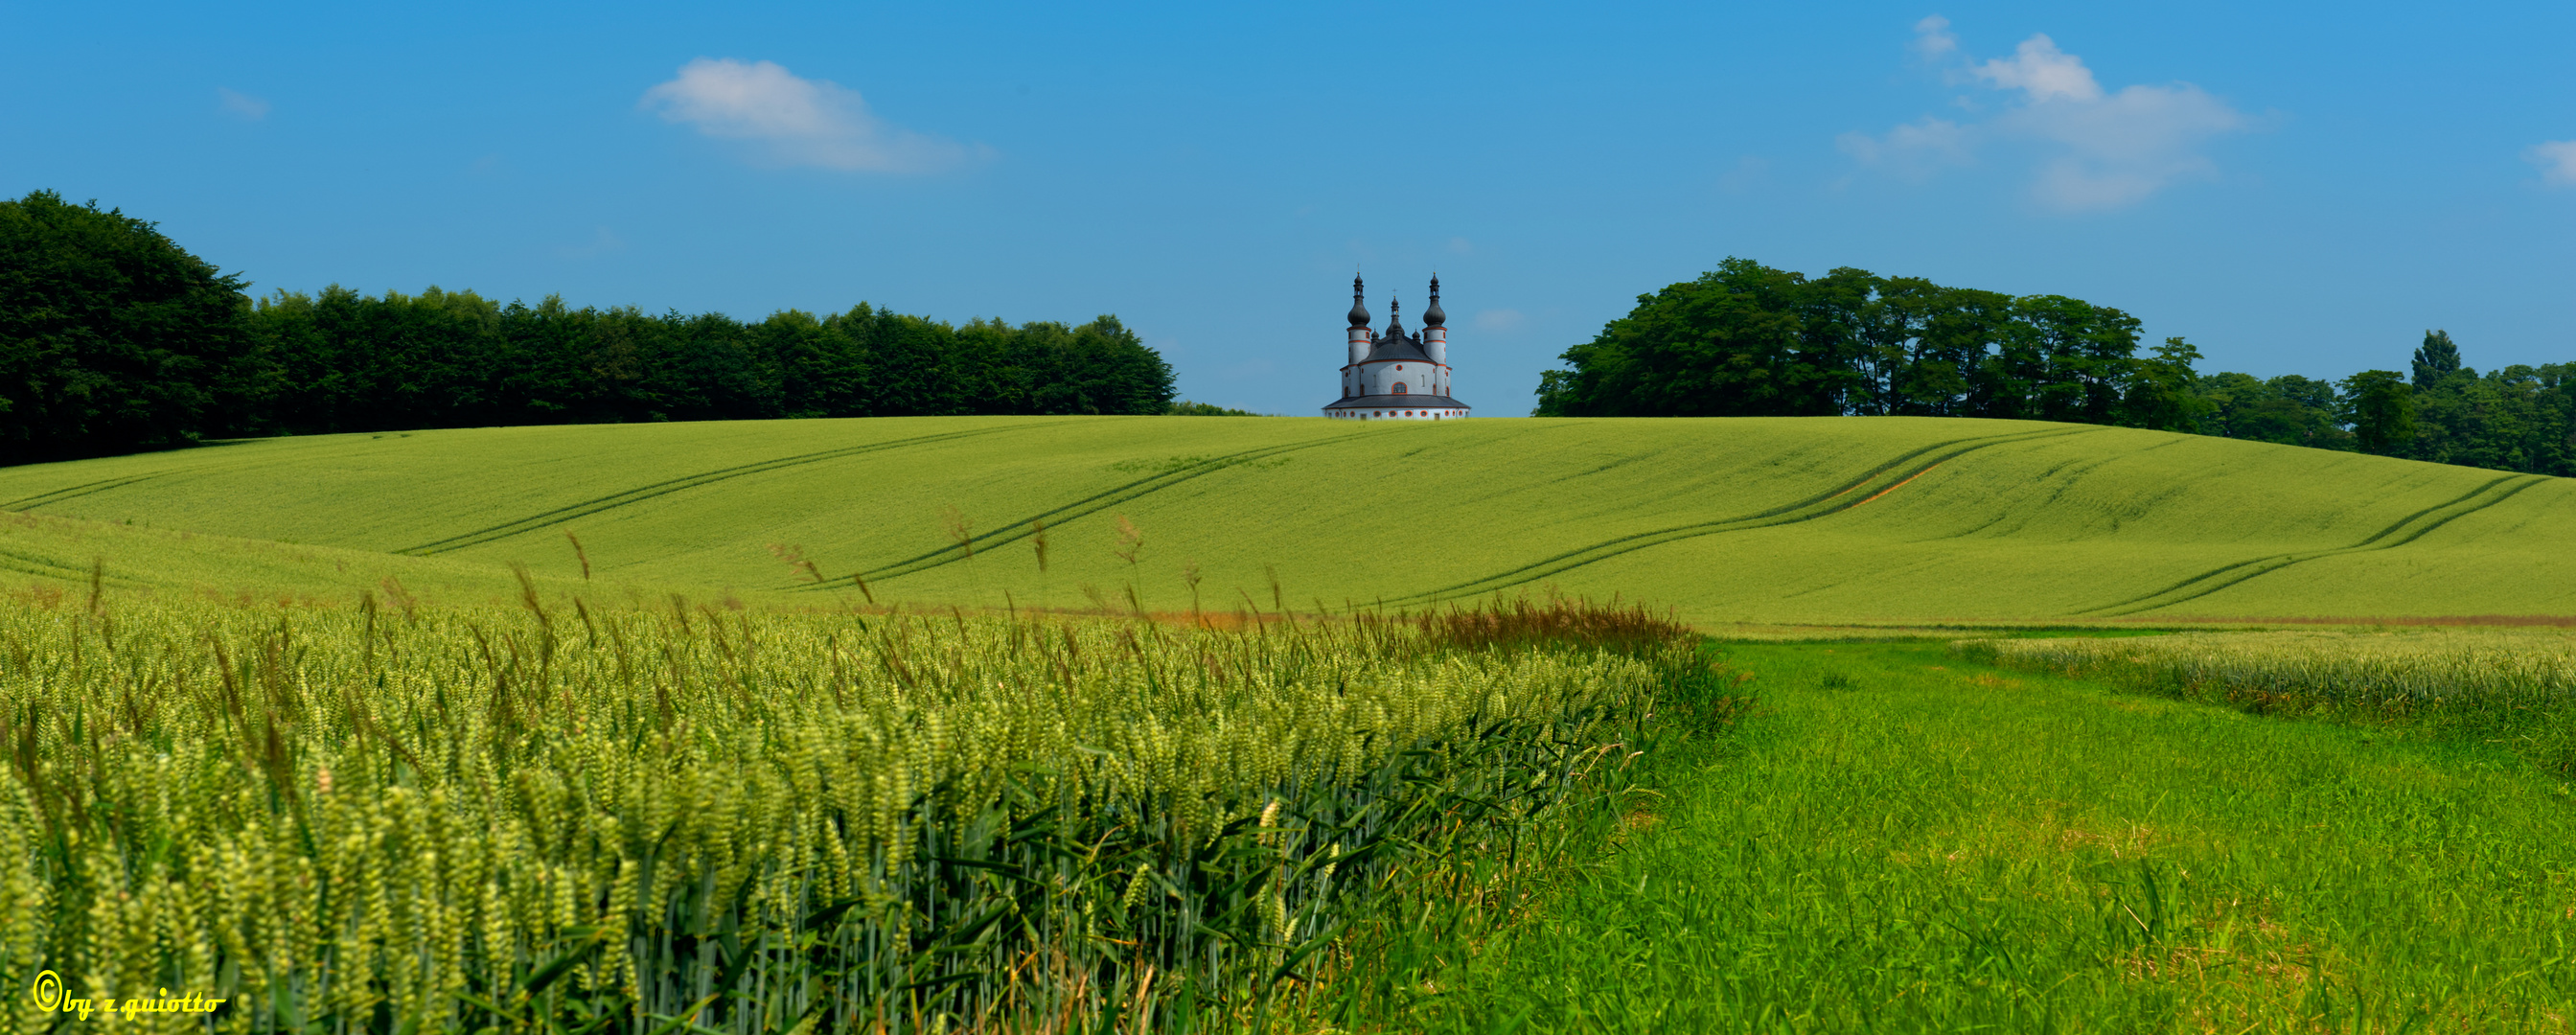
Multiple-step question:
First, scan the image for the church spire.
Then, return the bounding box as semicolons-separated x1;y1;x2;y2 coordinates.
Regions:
1422;274;1445;328
1347;273;1370;328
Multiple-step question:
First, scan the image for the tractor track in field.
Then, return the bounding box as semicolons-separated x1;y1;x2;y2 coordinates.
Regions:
2078;472;2551;617
0;546;162;589
791;425;1441;590
2;473;168;512
0;546;101;582
400;422;1083;557
1376;425;2104;609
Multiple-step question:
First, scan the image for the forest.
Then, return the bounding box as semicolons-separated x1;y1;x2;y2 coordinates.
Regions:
1;190;1178;462
1532;258;2575;476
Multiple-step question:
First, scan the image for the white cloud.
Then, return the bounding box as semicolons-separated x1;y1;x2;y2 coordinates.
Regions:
1910;16;1957;60
2530;140;2576;187
1844;24;2249;211
218;87;269;121
2010;81;2243;209
1971;34;2100;103
1474;309;1525;333
1447;237;1475;254
639;58;978;173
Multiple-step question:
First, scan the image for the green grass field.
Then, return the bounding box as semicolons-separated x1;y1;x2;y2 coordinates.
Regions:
3;415;2571;622
1382;641;2576;1032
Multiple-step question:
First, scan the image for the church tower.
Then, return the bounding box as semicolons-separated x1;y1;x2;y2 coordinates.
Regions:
1322;275;1470;421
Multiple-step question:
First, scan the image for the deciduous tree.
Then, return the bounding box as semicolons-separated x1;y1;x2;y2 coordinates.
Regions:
0;190;259;461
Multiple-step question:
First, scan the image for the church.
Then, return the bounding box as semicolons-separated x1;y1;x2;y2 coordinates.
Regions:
1322;274;1471;420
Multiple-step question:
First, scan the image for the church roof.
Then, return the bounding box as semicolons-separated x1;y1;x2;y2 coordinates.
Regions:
1364;293;1433;362
1363;334;1433;363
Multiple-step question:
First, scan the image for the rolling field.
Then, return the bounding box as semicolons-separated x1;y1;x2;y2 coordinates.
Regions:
3;415;2570;622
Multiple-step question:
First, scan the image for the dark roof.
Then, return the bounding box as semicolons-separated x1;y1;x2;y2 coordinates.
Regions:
1362;334;1433;363
1322;394;1471;411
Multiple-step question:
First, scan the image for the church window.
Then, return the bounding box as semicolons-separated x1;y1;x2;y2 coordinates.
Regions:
1393;382;1409;394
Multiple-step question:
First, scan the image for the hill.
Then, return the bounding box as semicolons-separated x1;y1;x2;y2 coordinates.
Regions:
2;415;2569;622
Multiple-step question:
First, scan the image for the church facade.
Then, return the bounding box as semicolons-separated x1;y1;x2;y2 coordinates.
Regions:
1322;275;1470;421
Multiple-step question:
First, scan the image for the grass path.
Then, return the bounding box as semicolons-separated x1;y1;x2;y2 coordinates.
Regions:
1412;642;2576;1032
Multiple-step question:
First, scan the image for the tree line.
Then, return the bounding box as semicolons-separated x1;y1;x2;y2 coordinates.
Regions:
2;190;1179;463
2196;332;2576;475
1534;258;2574;476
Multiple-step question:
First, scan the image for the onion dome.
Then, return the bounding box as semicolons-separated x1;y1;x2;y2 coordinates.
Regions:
1422;274;1446;328
1348;274;1370;328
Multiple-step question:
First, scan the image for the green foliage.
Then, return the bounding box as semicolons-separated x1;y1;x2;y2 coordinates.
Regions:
1165;400;1263;416
2338;368;2416;455
2413;329;2463;388
4;415;2573;626
2195;371;2355;450
2190;330;2575;476
1535;259;1858;418
2402;359;2576;474
0;190;261;462
0;595;1700;1032
2119;336;2215;432
1546;267;2572;481
1393;642;2576;1030
0;190;1177;462
247;290;1177;433
1532;258;2167;427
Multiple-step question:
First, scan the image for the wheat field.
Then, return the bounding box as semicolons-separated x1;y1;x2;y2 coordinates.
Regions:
0;592;1714;1033
2;415;2570;622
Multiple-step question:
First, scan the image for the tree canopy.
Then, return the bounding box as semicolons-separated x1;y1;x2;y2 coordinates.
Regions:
1533;258;2170;427
242;288;1175;435
1537;260;2576;479
0;191;260;460
1;189;1178;464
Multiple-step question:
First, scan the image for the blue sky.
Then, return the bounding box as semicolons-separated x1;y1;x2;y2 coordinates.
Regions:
6;1;2571;415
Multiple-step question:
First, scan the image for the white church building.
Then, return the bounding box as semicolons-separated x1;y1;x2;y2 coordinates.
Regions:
1322;275;1470;421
